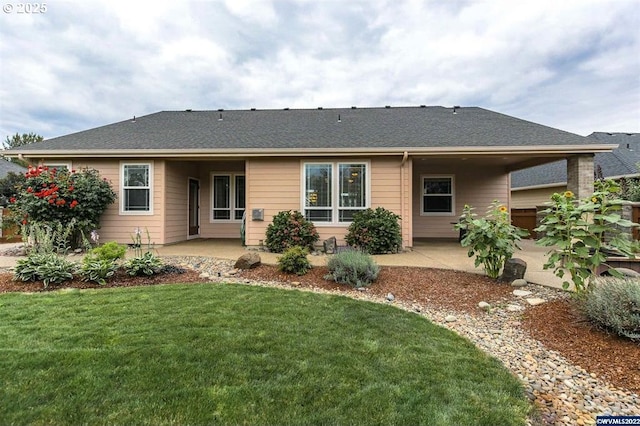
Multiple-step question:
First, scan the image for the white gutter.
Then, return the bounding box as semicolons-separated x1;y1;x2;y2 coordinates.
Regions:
3;144;619;159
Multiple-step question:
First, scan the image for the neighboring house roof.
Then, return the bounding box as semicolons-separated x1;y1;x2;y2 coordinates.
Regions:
511;132;640;189
0;160;26;179
6;106;612;158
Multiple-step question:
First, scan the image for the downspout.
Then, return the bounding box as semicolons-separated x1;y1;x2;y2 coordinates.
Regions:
400;151;409;248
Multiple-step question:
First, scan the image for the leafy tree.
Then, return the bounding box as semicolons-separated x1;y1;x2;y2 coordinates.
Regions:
0;171;26;207
2;132;44;166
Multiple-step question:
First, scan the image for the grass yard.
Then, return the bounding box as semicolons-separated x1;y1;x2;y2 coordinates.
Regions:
0;283;531;425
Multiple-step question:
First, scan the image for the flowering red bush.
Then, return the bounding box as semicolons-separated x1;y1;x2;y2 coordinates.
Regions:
8;166;116;245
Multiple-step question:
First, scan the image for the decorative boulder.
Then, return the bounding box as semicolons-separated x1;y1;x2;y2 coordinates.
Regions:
500;258;527;282
323;236;337;254
234;252;261;270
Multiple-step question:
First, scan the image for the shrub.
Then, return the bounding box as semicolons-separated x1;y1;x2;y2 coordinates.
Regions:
88;241;126;262
536;180;639;292
8;166;116;247
324;249;380;287
456;201;528;279
582;277;640;340
21;221;75;255
79;259;119;285
345;207;402;254
265;210;319;253
124;252;163;276
14;253;76;288
278;246;312;275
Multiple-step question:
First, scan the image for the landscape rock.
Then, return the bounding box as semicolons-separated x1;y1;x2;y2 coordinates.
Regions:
501;258;527;282
444;315;457;323
386;293;395;301
323;236;337;254
611;267;640;278
507;304;524;312
513;289;533;297
526;298;547;306
199;272;210;279
478;301;491;310
234;252;261;270
511;278;528;287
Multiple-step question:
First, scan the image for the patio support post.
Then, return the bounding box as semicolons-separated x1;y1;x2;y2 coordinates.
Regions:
566;154;594;200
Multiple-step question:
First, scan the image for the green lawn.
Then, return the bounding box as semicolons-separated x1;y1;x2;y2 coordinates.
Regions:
0;283;530;425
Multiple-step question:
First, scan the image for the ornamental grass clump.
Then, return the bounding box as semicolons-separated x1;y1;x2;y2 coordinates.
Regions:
536;180;639;292
455;201;528;279
277;246;312;275
345;207;402;254
265;210;319;253
324;249;380;287
581;277;640;341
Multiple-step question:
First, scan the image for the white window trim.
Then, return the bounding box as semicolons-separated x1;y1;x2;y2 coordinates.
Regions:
420;174;455;216
42;162;72;171
210;172;245;223
300;160;371;226
120;161;154;215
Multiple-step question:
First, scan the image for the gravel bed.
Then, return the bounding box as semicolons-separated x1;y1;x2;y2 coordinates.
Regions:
164;255;640;426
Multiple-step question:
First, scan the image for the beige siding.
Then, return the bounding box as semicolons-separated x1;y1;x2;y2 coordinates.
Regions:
70;159;165;244
511;186;563;209
245;158;301;246
244;157;407;247
412;161;510;239
164;161;192;244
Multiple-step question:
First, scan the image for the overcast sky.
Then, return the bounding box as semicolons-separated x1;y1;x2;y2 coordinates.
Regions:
0;0;638;142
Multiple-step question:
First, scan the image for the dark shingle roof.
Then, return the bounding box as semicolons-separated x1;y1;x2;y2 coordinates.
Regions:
11;106;596;152
0;160;26;178
511;132;640;188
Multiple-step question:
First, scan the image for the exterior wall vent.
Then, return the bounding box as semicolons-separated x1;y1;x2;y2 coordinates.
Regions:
252;208;264;221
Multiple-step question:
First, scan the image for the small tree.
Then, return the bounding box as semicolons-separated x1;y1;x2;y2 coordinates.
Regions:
456;201;529;279
535;180;639;292
0;171;26;207
3;133;44;166
8;165;116;247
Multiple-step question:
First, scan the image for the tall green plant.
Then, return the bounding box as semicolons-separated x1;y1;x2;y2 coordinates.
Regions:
535;180;639;292
456;201;528;279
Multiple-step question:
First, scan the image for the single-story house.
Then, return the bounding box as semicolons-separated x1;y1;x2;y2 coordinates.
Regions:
0;159;26;179
510;132;639;238
511;132;640;208
5;106;616;248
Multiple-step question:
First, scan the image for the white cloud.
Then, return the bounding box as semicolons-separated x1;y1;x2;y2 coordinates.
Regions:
0;0;637;139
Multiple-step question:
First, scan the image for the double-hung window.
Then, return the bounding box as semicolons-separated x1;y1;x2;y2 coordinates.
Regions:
421;175;454;215
303;162;368;223
212;174;245;221
121;162;153;214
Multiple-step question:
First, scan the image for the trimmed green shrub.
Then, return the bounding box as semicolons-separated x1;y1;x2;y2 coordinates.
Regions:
582;277;640;340
324;249;380;287
124;252;163;276
14;253;76;288
88;241;126;262
265;210;319;253
278;246;312;275
79;259;119;285
345;207;402;254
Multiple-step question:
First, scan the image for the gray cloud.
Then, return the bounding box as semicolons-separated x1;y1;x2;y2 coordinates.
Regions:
0;0;638;140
